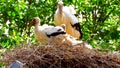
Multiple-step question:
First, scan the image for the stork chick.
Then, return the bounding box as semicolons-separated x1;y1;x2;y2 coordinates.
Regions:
29;17;92;49
54;1;82;39
29;17;66;45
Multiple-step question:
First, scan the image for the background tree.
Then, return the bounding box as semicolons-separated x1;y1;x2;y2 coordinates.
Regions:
0;0;120;52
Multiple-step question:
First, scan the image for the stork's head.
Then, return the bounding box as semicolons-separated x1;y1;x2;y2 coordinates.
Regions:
29;17;40;27
58;1;63;11
61;24;66;30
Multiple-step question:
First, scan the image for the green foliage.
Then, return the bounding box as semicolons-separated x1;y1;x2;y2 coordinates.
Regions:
0;0;120;52
77;0;120;52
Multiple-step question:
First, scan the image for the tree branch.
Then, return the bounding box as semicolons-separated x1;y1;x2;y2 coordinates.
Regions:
102;7;115;23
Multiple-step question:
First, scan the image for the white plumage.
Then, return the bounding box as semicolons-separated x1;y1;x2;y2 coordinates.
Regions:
29;17;92;49
54;1;82;39
29;17;66;44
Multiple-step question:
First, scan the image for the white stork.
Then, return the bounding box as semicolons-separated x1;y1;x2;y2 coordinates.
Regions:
54;1;82;39
29;17;66;45
29;17;92;49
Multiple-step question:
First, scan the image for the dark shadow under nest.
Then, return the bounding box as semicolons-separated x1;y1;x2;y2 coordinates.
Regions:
2;44;120;68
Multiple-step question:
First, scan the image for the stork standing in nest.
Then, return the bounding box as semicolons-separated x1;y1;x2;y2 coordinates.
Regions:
54;1;82;39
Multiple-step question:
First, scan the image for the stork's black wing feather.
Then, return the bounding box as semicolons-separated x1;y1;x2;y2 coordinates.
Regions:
46;31;66;38
71;23;82;39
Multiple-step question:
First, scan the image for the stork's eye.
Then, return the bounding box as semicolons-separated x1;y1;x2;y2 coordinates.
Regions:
74;14;78;17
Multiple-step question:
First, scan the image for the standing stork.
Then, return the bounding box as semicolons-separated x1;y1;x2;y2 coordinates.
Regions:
54;1;82;39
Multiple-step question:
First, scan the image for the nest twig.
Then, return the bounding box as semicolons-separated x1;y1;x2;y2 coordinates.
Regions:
2;44;120;68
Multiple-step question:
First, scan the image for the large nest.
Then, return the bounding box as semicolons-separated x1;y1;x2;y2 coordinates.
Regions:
2;44;120;68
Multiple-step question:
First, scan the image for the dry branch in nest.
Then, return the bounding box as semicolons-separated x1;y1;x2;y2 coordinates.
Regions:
2;44;120;68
